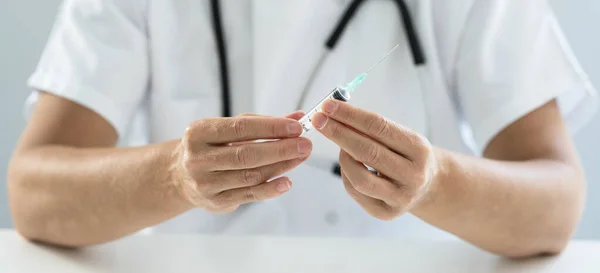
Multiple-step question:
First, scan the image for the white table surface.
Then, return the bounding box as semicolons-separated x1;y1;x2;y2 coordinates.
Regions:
0;229;598;273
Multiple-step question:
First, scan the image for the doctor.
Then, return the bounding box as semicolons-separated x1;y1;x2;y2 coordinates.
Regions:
8;0;597;257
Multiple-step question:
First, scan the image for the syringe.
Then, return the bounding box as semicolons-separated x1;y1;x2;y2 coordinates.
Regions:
298;44;400;136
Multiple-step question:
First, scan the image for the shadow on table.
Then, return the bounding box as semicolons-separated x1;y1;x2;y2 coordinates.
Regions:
21;236;562;273
492;255;558;272
30;242;124;272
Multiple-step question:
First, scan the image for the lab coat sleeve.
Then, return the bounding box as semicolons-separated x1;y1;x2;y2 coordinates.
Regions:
26;0;149;139
454;0;597;154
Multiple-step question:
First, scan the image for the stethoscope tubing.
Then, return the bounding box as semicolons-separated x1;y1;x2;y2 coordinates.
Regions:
210;0;427;176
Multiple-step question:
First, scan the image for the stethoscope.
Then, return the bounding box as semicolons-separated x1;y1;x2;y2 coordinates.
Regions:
209;0;426;177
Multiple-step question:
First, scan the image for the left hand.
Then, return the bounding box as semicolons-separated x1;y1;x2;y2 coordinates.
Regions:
311;99;439;221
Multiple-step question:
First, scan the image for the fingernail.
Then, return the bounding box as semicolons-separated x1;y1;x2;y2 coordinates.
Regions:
276;180;291;192
312;113;328;129
297;139;312;154
287;122;302;135
322;100;338;114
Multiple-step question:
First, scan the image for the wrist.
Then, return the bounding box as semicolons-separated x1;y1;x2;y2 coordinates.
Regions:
412;147;453;214
163;140;196;211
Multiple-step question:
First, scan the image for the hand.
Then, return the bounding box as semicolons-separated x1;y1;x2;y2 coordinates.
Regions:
311;100;438;221
172;111;312;213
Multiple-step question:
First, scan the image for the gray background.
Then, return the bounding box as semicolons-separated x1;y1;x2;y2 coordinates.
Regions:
0;1;598;238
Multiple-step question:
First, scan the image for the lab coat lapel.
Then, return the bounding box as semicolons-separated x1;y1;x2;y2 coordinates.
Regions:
253;0;346;116
414;0;479;153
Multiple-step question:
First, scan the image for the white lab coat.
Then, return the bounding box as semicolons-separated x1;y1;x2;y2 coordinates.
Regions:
26;0;597;240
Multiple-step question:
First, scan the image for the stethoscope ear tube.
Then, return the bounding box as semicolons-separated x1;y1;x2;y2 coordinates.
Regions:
325;0;367;50
210;0;426;119
210;0;232;117
393;0;425;65
326;0;425;65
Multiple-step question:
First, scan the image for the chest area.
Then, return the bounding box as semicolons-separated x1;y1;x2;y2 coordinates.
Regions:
142;1;448;140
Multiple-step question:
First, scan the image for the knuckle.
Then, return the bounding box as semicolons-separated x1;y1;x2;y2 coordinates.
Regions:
187;119;223;143
194;181;213;195
268;121;280;137
418;141;432;157
358;144;380;165
196;152;212;165
416;133;431;146
242;169;263;186
367;115;391;137
353;180;375;194
186;120;209;139
192;119;208;130
243;187;259;203
194;150;216;169
185;120;202;138
233;146;254;167
340;107;357;121
208;195;228;209
232;118;249;137
329;123;344;139
182;150;210;172
411;134;431;153
206;121;221;136
278;141;295;159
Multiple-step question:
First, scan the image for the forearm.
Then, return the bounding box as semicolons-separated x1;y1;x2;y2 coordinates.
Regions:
413;148;585;257
7;140;192;247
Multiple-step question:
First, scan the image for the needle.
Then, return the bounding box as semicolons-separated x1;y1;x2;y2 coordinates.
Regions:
365;43;400;74
345;44;400;93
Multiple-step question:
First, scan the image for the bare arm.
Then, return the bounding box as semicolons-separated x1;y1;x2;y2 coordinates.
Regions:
7;93;193;247
8;93;309;247
312;99;584;257
6;94;171;246
414;100;584;257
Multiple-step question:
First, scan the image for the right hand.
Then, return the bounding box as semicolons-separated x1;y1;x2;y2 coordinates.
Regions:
171;111;311;213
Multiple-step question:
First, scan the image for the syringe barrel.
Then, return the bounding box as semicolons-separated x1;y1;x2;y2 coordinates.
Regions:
298;87;351;136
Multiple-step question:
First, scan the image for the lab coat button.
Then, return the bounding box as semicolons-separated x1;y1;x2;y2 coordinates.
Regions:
325;211;339;225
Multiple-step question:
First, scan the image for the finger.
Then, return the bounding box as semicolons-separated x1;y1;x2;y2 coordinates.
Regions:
206;137;312;170
285;110;306;121
186;116;303;144
214;176;292;207
208;157;306;192
228;111;306;146
312;113;412;180
239;110;305;121
341;172;398;221
319;100;429;161
339;150;402;207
